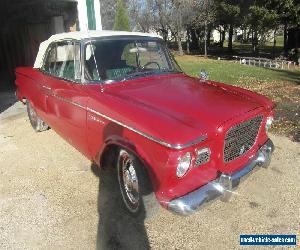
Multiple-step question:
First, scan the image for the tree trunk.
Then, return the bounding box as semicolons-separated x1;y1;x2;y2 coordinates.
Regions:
284;22;288;55
186;29;190;54
204;21;207;57
190;29;199;50
252;29;258;54
176;6;183;56
295;27;299;64
272;29;277;58
177;34;183;56
195;30;202;53
207;28;211;47
246;28;251;42
242;28;246;43
220;29;225;48
228;24;233;53
296;26;299;51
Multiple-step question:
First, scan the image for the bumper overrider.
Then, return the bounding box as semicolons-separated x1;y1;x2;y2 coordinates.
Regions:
168;139;275;216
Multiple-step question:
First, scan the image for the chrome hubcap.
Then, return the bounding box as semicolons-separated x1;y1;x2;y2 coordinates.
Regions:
122;158;139;204
119;150;139;211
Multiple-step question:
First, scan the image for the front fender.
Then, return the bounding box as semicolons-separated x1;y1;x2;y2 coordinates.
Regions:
97;134;164;193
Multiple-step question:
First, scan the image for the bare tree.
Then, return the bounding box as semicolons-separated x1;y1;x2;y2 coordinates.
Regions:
100;0;117;30
128;0;215;56
153;0;172;41
193;0;216;57
170;0;196;55
129;0;154;32
100;0;130;30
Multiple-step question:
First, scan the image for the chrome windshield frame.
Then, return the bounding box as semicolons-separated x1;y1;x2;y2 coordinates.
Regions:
80;35;182;84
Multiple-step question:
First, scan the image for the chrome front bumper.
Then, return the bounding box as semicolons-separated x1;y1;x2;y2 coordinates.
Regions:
168;139;275;216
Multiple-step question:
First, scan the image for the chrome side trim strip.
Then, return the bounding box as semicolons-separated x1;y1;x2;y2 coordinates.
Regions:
48;92;207;149
49;93;86;110
87;107;207;149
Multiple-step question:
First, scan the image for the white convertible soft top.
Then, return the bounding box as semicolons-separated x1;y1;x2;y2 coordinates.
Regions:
34;30;162;69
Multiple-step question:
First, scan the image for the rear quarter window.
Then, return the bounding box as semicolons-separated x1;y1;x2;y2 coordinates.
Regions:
42;41;81;81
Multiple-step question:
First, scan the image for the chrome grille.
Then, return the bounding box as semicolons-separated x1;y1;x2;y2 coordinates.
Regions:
224;116;263;163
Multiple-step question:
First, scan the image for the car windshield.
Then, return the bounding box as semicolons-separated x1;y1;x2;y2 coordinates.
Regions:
84;37;182;83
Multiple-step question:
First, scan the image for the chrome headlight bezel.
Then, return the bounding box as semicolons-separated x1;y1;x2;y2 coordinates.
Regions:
176;152;192;178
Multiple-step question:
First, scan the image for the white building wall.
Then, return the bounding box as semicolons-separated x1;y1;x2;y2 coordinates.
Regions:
77;0;89;31
94;0;102;30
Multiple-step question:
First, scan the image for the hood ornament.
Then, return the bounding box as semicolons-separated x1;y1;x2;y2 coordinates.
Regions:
199;69;209;80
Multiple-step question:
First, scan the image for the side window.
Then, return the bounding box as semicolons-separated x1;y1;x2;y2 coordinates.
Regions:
74;43;81;80
43;41;81;81
84;44;100;81
43;45;57;74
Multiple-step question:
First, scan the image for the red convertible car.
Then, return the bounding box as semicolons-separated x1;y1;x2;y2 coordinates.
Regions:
15;31;275;216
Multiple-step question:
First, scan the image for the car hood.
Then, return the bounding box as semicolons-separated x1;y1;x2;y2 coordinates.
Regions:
84;74;265;147
104;74;261;132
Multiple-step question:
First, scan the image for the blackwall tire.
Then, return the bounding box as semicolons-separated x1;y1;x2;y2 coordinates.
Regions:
26;101;49;132
117;148;159;219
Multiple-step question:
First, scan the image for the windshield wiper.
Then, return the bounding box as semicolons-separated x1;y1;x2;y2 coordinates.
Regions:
121;70;157;81
121;69;180;81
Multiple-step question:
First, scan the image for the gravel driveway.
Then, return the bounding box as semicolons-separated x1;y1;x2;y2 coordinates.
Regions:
0;92;299;250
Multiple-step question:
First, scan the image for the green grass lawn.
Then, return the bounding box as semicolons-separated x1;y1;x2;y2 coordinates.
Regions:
175;55;300;141
176;55;299;84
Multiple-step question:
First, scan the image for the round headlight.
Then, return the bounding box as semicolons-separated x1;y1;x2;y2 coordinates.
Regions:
265;116;273;131
176;152;192;177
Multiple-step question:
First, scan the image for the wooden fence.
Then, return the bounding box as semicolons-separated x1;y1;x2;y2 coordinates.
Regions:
232;56;299;70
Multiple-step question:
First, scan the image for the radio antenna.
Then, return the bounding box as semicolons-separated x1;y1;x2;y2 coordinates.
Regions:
86;25;100;81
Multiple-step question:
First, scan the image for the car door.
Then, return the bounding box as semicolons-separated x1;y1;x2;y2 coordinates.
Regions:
25;68;48;120
41;40;90;157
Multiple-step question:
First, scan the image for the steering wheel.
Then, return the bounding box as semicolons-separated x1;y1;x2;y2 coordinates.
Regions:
141;61;161;70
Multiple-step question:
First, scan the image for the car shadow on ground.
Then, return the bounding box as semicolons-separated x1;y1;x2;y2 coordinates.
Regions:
0;91;17;114
91;164;150;250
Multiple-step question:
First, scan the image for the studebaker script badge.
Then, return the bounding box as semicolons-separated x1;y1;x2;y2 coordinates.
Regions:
88;114;105;125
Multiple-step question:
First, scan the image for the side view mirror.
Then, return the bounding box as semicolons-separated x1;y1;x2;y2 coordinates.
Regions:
199;69;209;80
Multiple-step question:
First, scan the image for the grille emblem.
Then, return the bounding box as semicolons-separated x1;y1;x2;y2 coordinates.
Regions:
239;145;246;155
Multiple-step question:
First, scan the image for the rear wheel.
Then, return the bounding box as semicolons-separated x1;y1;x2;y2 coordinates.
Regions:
117;148;159;218
26;101;49;132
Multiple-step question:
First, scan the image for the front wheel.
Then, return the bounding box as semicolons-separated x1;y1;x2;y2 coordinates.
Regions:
117;148;159;218
26;101;49;132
